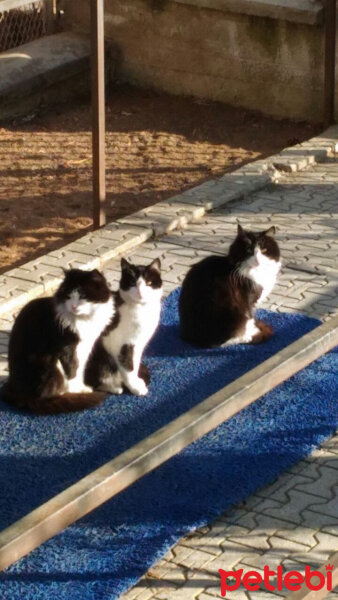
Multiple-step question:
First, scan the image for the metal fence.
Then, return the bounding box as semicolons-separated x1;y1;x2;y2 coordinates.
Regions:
0;0;55;52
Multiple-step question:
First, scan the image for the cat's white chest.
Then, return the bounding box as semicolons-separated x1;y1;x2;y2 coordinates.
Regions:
75;300;113;342
69;299;114;388
121;300;161;343
248;258;281;303
103;298;161;358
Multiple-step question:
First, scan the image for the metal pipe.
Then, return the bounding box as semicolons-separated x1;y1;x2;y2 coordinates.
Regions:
0;315;337;571
45;0;54;35
91;0;106;229
287;550;338;600
324;0;336;127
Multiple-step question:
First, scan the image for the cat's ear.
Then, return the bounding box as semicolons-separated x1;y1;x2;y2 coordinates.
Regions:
149;258;161;273
91;268;105;281
121;257;131;271
263;226;276;237
237;223;245;236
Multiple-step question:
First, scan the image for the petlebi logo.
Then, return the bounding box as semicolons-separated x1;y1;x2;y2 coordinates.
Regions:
218;564;333;596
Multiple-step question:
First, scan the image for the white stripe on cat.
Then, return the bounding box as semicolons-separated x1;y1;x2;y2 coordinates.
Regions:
57;296;114;393
239;248;281;303
225;250;281;346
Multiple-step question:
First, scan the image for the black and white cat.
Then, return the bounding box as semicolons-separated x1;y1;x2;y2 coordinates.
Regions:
86;258;162;396
179;224;281;348
2;269;114;414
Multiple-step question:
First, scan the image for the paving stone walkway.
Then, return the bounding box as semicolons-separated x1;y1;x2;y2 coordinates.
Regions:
115;157;338;600
0;132;337;599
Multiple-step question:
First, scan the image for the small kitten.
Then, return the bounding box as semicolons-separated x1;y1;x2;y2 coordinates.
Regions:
2;269;114;414
86;258;162;396
179;224;281;348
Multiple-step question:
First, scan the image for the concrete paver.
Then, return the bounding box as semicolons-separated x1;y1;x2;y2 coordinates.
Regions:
114;152;337;598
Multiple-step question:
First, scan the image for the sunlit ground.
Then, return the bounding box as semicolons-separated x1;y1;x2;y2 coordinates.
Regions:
0;85;318;272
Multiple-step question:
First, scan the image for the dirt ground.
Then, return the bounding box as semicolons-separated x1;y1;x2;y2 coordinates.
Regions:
0;85;319;274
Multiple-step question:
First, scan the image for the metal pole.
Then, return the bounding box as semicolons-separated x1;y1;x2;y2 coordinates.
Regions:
45;0;54;35
0;315;337;571
324;0;336;127
287;550;338;600
91;0;106;229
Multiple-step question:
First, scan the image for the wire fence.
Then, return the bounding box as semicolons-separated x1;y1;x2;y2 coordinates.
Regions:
0;0;55;52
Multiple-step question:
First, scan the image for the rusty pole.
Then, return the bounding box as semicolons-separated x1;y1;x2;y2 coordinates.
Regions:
91;0;106;229
324;0;336;128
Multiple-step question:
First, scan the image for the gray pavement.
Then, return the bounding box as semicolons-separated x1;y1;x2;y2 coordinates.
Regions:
0;134;337;599
115;159;338;599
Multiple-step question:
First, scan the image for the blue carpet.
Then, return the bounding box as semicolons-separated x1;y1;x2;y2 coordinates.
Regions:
0;288;337;600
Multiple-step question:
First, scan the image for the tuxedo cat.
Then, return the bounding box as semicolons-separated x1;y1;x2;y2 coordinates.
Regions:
86;258;162;396
179;224;281;348
2;269;114;414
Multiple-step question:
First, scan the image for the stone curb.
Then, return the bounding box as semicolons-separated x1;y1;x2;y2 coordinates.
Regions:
0;32;91;123
173;0;324;26
0;125;337;318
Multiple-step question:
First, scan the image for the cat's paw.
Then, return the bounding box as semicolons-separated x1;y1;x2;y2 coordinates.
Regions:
98;373;124;395
113;385;124;395
98;382;123;395
83;383;93;393
127;378;148;396
251;320;274;344
67;379;92;394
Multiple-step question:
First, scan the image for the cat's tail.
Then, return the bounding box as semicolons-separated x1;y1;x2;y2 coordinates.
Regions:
26;392;106;415
1;382;105;415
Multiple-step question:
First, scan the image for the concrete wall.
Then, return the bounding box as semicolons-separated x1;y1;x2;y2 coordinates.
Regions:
65;0;328;122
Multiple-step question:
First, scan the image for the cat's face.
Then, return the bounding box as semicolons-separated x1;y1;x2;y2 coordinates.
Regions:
55;269;111;317
229;224;280;267
120;258;162;304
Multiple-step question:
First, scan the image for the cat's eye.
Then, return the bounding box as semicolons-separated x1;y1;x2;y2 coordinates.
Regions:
261;248;267;254
146;281;152;286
